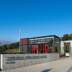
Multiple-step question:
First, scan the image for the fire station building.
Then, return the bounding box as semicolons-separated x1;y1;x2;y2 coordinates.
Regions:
20;35;61;54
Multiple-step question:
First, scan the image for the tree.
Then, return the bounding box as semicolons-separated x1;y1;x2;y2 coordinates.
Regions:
62;34;72;40
62;34;69;40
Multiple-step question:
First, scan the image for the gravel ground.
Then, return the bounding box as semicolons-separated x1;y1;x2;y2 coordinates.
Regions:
1;57;72;72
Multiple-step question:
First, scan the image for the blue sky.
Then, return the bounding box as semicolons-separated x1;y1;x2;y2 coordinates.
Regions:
0;0;72;41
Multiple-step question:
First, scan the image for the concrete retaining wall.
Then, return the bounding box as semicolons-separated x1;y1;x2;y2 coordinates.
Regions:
1;53;59;70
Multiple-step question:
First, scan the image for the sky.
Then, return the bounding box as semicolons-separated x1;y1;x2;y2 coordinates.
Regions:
0;0;72;42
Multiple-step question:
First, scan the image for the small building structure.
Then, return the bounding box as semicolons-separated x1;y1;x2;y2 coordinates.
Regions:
61;40;72;56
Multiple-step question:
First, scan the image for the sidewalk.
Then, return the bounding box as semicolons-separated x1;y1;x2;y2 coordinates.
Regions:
2;57;72;72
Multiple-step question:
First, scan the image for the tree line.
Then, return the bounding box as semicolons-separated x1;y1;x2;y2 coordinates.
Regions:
0;42;19;54
62;34;72;40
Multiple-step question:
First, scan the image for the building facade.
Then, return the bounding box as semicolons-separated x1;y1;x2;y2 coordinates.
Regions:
20;35;61;54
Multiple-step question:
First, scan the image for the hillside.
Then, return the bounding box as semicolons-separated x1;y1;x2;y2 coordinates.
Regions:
0;42;19;54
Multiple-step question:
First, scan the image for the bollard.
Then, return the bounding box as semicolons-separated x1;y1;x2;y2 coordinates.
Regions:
0;54;3;71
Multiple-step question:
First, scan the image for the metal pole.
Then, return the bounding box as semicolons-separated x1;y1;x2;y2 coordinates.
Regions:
19;29;21;53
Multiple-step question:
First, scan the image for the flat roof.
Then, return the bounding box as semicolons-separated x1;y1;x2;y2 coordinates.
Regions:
21;35;60;40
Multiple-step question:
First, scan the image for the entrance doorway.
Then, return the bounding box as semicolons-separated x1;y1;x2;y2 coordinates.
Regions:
64;42;71;56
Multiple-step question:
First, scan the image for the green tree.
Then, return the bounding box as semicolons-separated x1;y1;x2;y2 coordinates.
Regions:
62;34;72;40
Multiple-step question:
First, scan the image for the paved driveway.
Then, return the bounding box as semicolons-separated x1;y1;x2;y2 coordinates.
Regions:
1;57;72;72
